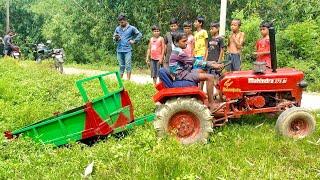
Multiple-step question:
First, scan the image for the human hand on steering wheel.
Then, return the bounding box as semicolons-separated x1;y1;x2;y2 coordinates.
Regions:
211;62;224;70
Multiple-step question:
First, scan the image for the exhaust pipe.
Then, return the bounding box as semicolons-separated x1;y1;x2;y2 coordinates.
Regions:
269;26;277;72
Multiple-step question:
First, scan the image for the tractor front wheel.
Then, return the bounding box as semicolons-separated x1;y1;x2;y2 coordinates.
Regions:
276;107;316;139
154;97;213;144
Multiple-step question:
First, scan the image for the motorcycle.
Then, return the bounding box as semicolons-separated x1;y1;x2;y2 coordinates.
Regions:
11;45;21;59
34;40;52;63
0;37;20;58
52;48;65;74
33;40;65;73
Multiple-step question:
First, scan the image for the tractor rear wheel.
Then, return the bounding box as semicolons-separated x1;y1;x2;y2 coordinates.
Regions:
154;97;213;144
276;107;316;139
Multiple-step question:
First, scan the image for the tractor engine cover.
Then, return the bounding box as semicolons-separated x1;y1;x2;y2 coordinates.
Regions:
247;96;265;108
218;68;305;106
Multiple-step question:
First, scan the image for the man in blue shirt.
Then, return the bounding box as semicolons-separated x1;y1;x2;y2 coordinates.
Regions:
113;14;142;80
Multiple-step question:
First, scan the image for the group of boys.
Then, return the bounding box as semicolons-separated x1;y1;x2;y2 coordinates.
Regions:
145;16;272;84
113;13;271;86
144;16;272;111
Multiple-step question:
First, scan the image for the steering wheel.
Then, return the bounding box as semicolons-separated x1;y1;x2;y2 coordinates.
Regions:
209;61;231;77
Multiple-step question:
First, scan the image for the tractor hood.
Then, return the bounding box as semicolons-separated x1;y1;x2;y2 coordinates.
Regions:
218;68;305;101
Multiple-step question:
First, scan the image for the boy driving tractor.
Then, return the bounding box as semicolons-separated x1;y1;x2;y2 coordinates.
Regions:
168;32;224;112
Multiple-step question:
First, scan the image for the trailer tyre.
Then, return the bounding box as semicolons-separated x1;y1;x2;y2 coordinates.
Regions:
276;107;316;139
154;97;213;144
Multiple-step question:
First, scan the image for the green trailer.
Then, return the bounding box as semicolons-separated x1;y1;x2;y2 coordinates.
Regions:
4;71;155;146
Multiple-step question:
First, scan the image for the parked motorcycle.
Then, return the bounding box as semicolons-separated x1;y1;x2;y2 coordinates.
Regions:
0;37;20;58
52;48;65;74
11;46;21;59
34;40;52;63
33;40;65;73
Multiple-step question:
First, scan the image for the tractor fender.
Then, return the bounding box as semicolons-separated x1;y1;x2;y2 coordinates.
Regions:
153;87;206;104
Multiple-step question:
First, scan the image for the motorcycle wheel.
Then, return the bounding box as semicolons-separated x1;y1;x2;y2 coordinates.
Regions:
58;62;63;74
55;61;63;74
36;57;42;63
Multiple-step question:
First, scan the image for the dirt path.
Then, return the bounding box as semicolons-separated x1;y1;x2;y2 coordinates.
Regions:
64;67;153;84
63;67;320;110
301;92;320;110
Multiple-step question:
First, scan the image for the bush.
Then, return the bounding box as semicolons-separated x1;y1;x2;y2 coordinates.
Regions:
278;20;320;63
277;20;320;91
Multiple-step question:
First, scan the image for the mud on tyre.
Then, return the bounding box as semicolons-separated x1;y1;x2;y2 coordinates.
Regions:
276;107;316;139
153;97;213;144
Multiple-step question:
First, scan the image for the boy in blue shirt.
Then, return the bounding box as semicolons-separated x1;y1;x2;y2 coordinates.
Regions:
113;14;142;80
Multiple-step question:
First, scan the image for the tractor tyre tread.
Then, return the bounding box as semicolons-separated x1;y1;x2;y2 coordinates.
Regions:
276;107;316;139
154;97;213;144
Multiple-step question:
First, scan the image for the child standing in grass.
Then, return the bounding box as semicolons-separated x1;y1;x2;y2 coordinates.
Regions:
146;25;165;84
254;21;271;68
183;21;195;58
207;22;224;63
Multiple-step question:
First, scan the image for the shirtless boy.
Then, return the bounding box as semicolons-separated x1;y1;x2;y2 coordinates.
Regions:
227;19;245;71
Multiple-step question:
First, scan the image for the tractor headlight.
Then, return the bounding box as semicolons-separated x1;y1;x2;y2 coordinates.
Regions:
253;62;266;74
298;80;308;88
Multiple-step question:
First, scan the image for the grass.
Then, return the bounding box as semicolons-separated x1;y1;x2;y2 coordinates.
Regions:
0;58;319;179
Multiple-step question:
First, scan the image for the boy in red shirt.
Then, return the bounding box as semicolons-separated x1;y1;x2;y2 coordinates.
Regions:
254;21;271;68
183;21;195;58
146;25;165;84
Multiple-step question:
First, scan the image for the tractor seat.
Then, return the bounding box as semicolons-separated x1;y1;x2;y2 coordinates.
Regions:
158;68;197;88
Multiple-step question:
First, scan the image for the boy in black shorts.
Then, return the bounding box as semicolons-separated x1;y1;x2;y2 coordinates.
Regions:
207;22;224;63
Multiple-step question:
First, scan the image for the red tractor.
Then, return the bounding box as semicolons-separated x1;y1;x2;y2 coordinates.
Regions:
152;26;316;144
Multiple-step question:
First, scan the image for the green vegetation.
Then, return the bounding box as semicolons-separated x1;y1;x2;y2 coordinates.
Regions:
0;59;319;179
1;0;320;90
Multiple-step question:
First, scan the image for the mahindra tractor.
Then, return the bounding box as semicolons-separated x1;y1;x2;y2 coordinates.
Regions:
4;25;316;147
152;26;316;144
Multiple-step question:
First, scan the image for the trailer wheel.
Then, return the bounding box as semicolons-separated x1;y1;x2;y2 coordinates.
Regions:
276;107;316;139
154;97;213;144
